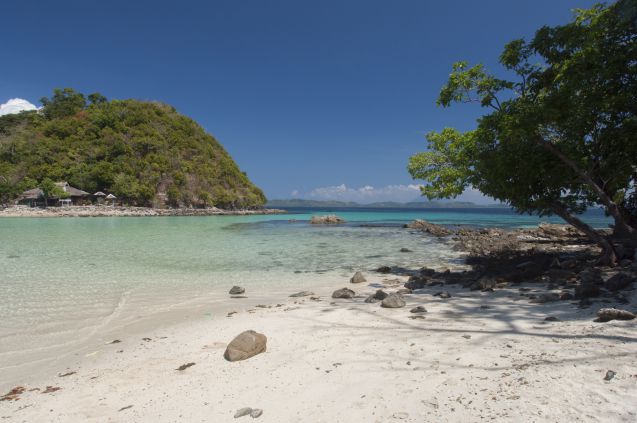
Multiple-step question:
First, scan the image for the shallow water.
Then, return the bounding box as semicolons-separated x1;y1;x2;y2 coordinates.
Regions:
0;207;610;380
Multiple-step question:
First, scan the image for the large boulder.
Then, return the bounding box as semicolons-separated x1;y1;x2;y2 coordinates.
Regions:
404;220;451;237
332;288;355;299
229;286;245;295
310;215;346;224
604;273;633;291
381;293;406;308
350;271;367;284
224;330;267;362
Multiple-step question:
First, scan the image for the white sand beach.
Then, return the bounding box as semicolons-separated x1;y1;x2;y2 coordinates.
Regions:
2;277;635;422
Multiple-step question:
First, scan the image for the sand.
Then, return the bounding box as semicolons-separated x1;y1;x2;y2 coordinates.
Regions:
1;279;636;422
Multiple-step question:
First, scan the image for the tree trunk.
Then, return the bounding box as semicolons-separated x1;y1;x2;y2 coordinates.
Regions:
550;202;617;266
538;139;637;247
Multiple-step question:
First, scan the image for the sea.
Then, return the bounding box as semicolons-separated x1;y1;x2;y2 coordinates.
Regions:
0;207;610;385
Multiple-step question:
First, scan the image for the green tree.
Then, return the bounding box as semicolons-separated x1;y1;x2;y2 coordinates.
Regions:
409;1;637;264
40;88;87;119
39;178;68;207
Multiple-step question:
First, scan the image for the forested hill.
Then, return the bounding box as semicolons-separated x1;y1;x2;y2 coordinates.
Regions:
0;89;266;208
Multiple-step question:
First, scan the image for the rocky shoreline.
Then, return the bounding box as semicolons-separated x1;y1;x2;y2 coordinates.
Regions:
0;205;286;218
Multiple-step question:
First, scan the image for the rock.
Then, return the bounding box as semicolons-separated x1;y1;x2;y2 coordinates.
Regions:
434;291;451;299
576;269;602;298
604;370;616;381
410;306;427;313
420;267;436;277
332;288;355;299
399;248;412;253
289;291;314;297
516;261;537;272
381;293;406;308
229;286;245;295
559;292;574;301
234;408;253;418
404;220;451;237
376;266;392;273
350;271;367;284
365;289;388;303
595;308;636;322
250;409;263;418
478;277;496;290
404;278;426;290
224;330;267;362
310;215;345;224
544;316;560;322
604;272;633;291
396;288;412;294
530;293;560;304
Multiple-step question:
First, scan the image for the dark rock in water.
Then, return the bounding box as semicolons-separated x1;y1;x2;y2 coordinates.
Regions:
381;293;406;308
404;278;427;290
224;330;267;362
595;308;636;322
289;291;314;297
604;272;633;291
576;269;602;298
399;248;412;253
404;220;451;237
410;306;427;314
365;289;388;303
234;408;253;418
332;288;355;299
434;291;451;299
544;316;560;322
229;286;245;295
310;215;346;224
376;266;392;274
350;271;367;284
604;370;616;381
420;268;436;277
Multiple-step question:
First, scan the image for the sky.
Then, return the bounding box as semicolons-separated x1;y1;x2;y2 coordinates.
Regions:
1;0;597;204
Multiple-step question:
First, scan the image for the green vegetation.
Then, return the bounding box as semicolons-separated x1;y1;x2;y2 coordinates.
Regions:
409;1;637;264
0;89;266;209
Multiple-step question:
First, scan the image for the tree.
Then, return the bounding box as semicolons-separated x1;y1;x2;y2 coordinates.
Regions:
88;92;107;105
40;88;86;119
39;178;68;207
409;1;637;264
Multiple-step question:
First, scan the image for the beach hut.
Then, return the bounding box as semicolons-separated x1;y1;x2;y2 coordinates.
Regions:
93;191;107;204
55;182;90;205
106;193;117;206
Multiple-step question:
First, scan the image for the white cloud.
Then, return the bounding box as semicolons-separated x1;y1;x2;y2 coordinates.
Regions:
308;183;424;203
304;183;496;204
0;98;38;116
290;190;299;197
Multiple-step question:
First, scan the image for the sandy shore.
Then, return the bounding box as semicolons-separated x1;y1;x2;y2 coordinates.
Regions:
0;205;286;218
1;276;635;422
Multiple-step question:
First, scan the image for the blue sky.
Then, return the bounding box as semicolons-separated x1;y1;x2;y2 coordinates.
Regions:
1;0;597;203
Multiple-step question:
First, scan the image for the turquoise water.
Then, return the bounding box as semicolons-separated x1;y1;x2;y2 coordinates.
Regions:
0;207;610;380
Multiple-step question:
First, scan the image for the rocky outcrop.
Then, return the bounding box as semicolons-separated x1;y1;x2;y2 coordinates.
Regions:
404;220;451;237
310;215;346;224
224;330;267;362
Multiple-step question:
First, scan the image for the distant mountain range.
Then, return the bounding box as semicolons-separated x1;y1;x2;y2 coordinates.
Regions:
266;199;508;209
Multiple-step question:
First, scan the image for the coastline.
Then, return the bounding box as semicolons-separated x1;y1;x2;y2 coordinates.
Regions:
1;221;635;421
0;205;287;218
